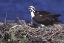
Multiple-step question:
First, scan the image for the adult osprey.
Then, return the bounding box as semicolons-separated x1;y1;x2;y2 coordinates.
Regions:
28;6;61;26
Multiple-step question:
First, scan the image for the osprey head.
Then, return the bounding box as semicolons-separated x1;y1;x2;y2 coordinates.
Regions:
28;6;35;12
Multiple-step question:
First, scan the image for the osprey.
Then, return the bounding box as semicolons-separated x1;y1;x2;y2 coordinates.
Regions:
29;6;61;26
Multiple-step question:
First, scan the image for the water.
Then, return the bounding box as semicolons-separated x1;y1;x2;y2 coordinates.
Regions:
0;0;64;23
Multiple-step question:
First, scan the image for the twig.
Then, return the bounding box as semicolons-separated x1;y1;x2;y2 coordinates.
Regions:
16;16;22;25
49;24;63;38
4;12;7;25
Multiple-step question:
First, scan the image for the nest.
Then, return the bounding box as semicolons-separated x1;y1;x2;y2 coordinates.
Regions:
0;19;64;43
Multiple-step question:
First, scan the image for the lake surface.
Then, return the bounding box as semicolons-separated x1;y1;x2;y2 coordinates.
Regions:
0;0;64;23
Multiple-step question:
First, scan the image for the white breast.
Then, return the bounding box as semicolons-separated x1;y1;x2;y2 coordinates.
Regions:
30;11;35;18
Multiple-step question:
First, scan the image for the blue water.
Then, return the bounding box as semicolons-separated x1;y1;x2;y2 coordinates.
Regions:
0;0;64;23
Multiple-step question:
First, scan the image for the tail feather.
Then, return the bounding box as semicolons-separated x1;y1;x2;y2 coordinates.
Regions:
53;14;61;17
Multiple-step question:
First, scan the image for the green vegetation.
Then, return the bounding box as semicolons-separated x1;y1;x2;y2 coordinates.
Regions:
20;38;26;43
0;38;2;43
9;36;15;43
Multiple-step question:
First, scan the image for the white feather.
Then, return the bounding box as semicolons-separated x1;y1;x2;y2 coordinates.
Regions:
30;11;35;18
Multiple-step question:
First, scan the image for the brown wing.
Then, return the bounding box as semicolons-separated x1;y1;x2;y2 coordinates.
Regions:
33;10;61;26
33;14;60;26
